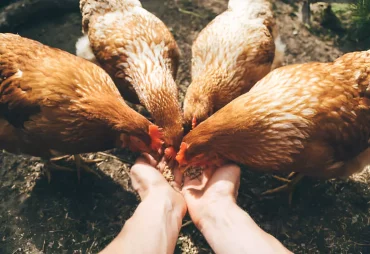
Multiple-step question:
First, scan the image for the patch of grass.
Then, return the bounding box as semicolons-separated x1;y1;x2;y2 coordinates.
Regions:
331;3;352;15
175;0;217;21
331;3;353;28
350;0;370;41
331;1;370;43
312;1;370;48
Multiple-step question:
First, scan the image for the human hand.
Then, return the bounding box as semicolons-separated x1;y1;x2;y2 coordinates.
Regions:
182;164;241;228
100;155;187;254
130;153;187;218
182;165;291;254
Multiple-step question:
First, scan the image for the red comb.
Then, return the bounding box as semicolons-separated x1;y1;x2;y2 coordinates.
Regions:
192;116;197;130
175;142;188;164
148;125;164;151
164;147;176;160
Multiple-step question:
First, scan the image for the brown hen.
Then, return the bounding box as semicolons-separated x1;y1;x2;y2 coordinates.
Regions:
0;33;163;182
183;0;285;130
76;0;183;160
177;50;370;202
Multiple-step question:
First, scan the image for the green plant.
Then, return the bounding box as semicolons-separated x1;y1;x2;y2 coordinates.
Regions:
351;0;370;41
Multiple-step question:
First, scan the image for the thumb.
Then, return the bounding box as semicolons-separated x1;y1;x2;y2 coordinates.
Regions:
130;155;164;198
204;164;241;198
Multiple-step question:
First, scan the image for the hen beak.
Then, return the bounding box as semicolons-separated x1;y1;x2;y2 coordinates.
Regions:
191;116;197;130
164;147;177;160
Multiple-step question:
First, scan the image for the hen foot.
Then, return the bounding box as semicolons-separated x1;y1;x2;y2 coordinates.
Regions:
44;161;75;183
261;173;304;205
51;155;103;165
271;172;298;183
47;154;103;182
73;154;103;182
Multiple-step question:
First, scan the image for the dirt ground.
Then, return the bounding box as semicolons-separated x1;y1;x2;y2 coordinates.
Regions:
0;0;370;253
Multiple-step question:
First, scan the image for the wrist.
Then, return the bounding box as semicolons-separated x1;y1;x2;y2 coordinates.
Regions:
143;189;186;220
195;198;237;232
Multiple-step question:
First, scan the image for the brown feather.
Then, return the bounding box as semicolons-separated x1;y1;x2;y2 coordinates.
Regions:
183;0;278;130
80;0;183;149
179;50;370;179
0;33;154;158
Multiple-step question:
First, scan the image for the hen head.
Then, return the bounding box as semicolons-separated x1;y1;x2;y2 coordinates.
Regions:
175;141;224;172
183;93;213;133
118;124;164;155
79;0;141;33
161;122;184;160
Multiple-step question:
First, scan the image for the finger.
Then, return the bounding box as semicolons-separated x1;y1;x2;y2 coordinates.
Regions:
130;156;152;177
129;167;147;194
137;153;158;167
130;162;168;198
173;166;183;190
170;181;182;193
131;156;163;182
234;177;240;199
198;164;240;198
156;156;167;173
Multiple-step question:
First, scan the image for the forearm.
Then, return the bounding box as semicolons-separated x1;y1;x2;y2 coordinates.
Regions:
100;195;183;254
198;201;291;254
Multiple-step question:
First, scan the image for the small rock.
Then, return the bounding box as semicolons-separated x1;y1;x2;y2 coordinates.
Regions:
352;215;359;224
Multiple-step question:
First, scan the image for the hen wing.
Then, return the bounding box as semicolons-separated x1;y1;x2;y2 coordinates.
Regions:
250;62;370;171
88;9;180;103
191;12;274;83
0;34;117;155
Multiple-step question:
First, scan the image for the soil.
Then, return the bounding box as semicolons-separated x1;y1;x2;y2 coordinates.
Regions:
1;0;370;253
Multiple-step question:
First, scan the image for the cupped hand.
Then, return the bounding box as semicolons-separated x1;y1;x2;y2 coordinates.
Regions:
130;153;187;216
182;164;241;227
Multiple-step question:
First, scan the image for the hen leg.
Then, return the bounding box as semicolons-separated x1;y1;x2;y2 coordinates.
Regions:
271;172;298;183
44;161;75;183
50;155;103;165
261;173;304;205
47;154;103;182
73;154;103;182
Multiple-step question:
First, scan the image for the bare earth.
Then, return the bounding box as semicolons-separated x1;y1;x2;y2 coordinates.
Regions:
0;0;369;253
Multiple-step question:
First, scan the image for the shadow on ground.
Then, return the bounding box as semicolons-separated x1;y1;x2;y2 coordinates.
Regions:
0;152;139;253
